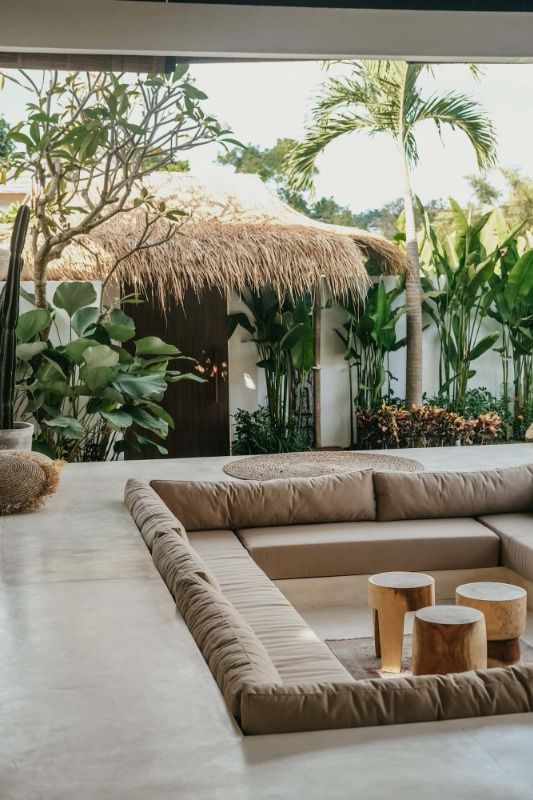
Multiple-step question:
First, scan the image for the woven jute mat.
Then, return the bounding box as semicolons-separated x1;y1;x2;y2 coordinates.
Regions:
223;450;424;481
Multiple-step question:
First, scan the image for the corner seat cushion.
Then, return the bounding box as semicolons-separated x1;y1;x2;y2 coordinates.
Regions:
188;530;354;684
124;478;187;551
175;575;281;719
374;464;533;522
240;666;533;735
235;518;500;580
478;513;533;581
150;470;376;531
151;530;220;595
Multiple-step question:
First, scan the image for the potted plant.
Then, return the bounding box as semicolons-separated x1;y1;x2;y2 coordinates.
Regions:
0;204;33;450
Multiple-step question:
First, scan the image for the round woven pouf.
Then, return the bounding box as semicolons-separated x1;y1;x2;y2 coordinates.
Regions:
0;450;61;514
223;450;424;481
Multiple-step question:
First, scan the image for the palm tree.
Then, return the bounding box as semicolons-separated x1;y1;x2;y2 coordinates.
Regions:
285;61;497;407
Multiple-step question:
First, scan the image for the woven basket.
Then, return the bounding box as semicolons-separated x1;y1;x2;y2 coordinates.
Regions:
0;450;62;514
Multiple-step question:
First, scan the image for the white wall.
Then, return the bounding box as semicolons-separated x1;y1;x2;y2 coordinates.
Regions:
227;288;506;449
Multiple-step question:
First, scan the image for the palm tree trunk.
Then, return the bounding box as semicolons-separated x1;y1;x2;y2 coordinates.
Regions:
402;156;423;408
313;282;323;449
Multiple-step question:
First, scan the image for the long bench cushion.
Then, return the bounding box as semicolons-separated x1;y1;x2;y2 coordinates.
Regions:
235;518;500;579
188;529;354;684
150;470;376;531
478;513;533;581
174;574;282;719
124;478;187;551
240;666;533;735
374;464;533;522
151;529;221;595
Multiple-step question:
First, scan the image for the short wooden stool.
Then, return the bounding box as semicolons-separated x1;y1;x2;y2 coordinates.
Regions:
456;582;527;667
412;605;487;675
368;572;435;673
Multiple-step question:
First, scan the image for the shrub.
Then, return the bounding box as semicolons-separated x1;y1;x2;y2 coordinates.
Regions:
356;403;501;450
232;407;311;455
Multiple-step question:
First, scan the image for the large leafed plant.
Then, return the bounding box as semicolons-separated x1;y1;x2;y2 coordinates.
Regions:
14;281;201;461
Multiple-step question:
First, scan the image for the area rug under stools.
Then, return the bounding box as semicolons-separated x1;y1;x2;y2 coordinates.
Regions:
326;636;533;680
223;451;424;480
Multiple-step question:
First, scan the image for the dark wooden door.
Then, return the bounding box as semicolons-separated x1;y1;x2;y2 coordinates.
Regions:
127;286;229;458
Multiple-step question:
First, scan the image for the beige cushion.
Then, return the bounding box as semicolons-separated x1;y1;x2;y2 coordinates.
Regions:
374;465;533;522
174;574;281;718
151;530;220;597
124;478;187;551
235;518;500;580
240;666;533;735
188;530;354;684
150;470;376;531
478;513;533;581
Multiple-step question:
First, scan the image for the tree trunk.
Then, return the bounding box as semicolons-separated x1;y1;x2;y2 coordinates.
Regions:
403;158;423;408
34;258;48;308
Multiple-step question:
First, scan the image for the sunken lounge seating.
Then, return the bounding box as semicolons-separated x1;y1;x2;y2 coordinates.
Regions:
125;465;533;735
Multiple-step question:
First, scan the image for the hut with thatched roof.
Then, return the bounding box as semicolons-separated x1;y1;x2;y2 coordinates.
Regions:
2;169;406;456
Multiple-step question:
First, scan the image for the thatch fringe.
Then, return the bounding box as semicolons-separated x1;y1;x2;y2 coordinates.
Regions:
47;219;404;308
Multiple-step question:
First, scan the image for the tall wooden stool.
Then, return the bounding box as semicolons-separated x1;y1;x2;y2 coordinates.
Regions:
368;572;435;673
456;582;527;667
412;605;487;675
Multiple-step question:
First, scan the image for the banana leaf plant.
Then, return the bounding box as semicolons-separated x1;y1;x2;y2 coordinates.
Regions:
336;278;407;446
480;210;533;434
229;286;314;445
14;280;202;461
420;200;501;412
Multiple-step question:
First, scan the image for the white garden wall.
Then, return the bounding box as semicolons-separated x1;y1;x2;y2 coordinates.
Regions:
228;287;505;449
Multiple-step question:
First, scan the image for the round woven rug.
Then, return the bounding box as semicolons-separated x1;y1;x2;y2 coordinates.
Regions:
223;451;424;481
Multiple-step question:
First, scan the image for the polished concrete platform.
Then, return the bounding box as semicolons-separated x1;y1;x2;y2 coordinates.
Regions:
2;444;533;799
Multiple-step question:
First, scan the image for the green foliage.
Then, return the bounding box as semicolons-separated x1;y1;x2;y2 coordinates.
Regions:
232;407;310;455
336;278;406;444
14;280;200;461
420;200;505;412
0;205;30;429
2;67;232;304
229;287;314;449
0;202;21;224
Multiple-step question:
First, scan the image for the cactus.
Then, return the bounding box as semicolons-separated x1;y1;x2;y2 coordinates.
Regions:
0;205;30;430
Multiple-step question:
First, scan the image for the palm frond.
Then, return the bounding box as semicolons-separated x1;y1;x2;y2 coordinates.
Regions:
413;91;497;170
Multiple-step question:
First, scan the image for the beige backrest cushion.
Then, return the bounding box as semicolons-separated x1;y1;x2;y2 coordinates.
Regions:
150;471;376;531
240;665;533;735
124;478;187;551
374;464;533;522
175;575;281;718
152;529;220;596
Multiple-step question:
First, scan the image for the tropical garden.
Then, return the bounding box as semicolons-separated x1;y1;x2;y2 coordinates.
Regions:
0;61;532;459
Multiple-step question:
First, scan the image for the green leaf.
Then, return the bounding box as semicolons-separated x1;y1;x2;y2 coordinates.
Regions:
80;364;117;391
134;434;168;455
101;309;136;342
504;251;533;307
101;409;133;429
16;341;47;361
53;281;97;317
134;336;180;357
43;415;85;440
16;308;51;342
112;373;167;399
127;406;168;437
65;337;95;364
71;306;99;336
83;345;120;368
468;331;499;361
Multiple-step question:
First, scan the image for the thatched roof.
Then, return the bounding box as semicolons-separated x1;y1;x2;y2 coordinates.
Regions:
2;171;406;303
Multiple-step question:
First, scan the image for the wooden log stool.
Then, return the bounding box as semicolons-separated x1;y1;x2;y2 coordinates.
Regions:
456;582;527;667
368;572;435;673
412;605;487;676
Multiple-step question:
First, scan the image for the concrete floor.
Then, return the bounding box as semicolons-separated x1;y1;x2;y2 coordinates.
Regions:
1;443;533;799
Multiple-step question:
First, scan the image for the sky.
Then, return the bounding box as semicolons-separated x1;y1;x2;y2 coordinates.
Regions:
2;61;533;214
